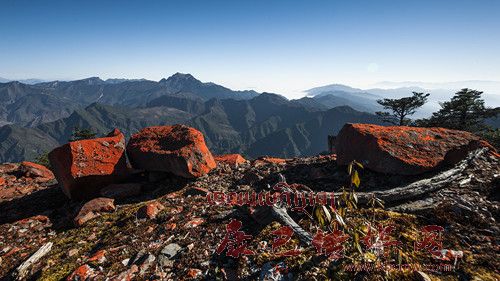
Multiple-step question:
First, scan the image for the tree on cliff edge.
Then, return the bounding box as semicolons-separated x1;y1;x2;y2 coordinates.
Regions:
418;88;498;131
376;92;430;126
417;88;499;148
69;127;97;141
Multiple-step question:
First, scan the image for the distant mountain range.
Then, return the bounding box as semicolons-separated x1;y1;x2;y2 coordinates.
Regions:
0;73;258;126
305;82;500;118
372;80;500;93
0;73;383;162
0;74;498;163
0;77;48;84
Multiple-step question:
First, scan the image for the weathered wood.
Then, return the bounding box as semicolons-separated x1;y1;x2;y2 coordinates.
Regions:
252;149;489;245
13;242;53;280
271;206;313;245
353;148;488;205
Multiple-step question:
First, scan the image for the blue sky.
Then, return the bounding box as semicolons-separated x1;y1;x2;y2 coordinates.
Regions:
0;0;499;98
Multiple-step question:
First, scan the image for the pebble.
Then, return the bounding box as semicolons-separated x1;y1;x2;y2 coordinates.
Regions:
158;243;181;267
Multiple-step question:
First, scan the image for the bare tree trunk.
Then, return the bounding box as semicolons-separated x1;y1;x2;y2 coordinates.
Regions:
251;148;489;246
353;148;488;205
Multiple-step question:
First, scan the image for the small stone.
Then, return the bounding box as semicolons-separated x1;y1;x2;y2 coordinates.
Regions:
129;250;146;266
74;198;116;227
253;157;287;167
88;250;106;263
159;243;181;267
137;201;165;219
214;154;247;166
66;264;93;281
0;163;19;174
30;215;49;224
185;218;204;228
160;243;181;258
112;264;138;281
138;253;156;274
187;268;202;278
68;249;79;257
19;161;55;182
1;246;12;255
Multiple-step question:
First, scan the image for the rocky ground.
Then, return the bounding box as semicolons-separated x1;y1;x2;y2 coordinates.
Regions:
0;150;498;280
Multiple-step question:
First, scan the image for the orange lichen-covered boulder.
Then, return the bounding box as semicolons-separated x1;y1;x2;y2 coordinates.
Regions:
214;154;247;166
127;125;216;178
48;129;128;200
335;123;494;175
20;161;55;182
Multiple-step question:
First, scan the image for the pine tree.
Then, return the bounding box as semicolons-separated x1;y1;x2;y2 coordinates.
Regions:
69;127;97;141
376;92;430;126
419;88;498;131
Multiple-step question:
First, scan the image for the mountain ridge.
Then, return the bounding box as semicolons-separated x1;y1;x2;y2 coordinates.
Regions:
2;74;498;163
0;95;382;162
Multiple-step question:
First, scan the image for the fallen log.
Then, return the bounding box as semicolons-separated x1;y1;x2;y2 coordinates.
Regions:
353;148;488;205
250;148;490;245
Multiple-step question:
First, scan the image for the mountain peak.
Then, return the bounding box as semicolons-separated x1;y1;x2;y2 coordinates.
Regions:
172;72;195;78
77;77;105;85
161;73;199;83
255;92;288;101
307;83;363;96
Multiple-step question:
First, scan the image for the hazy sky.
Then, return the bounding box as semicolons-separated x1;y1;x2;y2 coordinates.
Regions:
1;0;499;98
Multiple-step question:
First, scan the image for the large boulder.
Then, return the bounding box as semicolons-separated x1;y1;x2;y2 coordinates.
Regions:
48;129;129;200
335;123;494;175
126;125;216;178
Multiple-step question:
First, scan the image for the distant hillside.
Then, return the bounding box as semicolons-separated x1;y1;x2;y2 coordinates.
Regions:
246;106;383;157
0;125;59;162
0;94;382;162
312;93;381;113
0;77;47;84
0;73;259;126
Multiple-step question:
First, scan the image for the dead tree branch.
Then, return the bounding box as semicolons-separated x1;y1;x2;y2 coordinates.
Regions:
354;148;488;205
13;242;53;280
